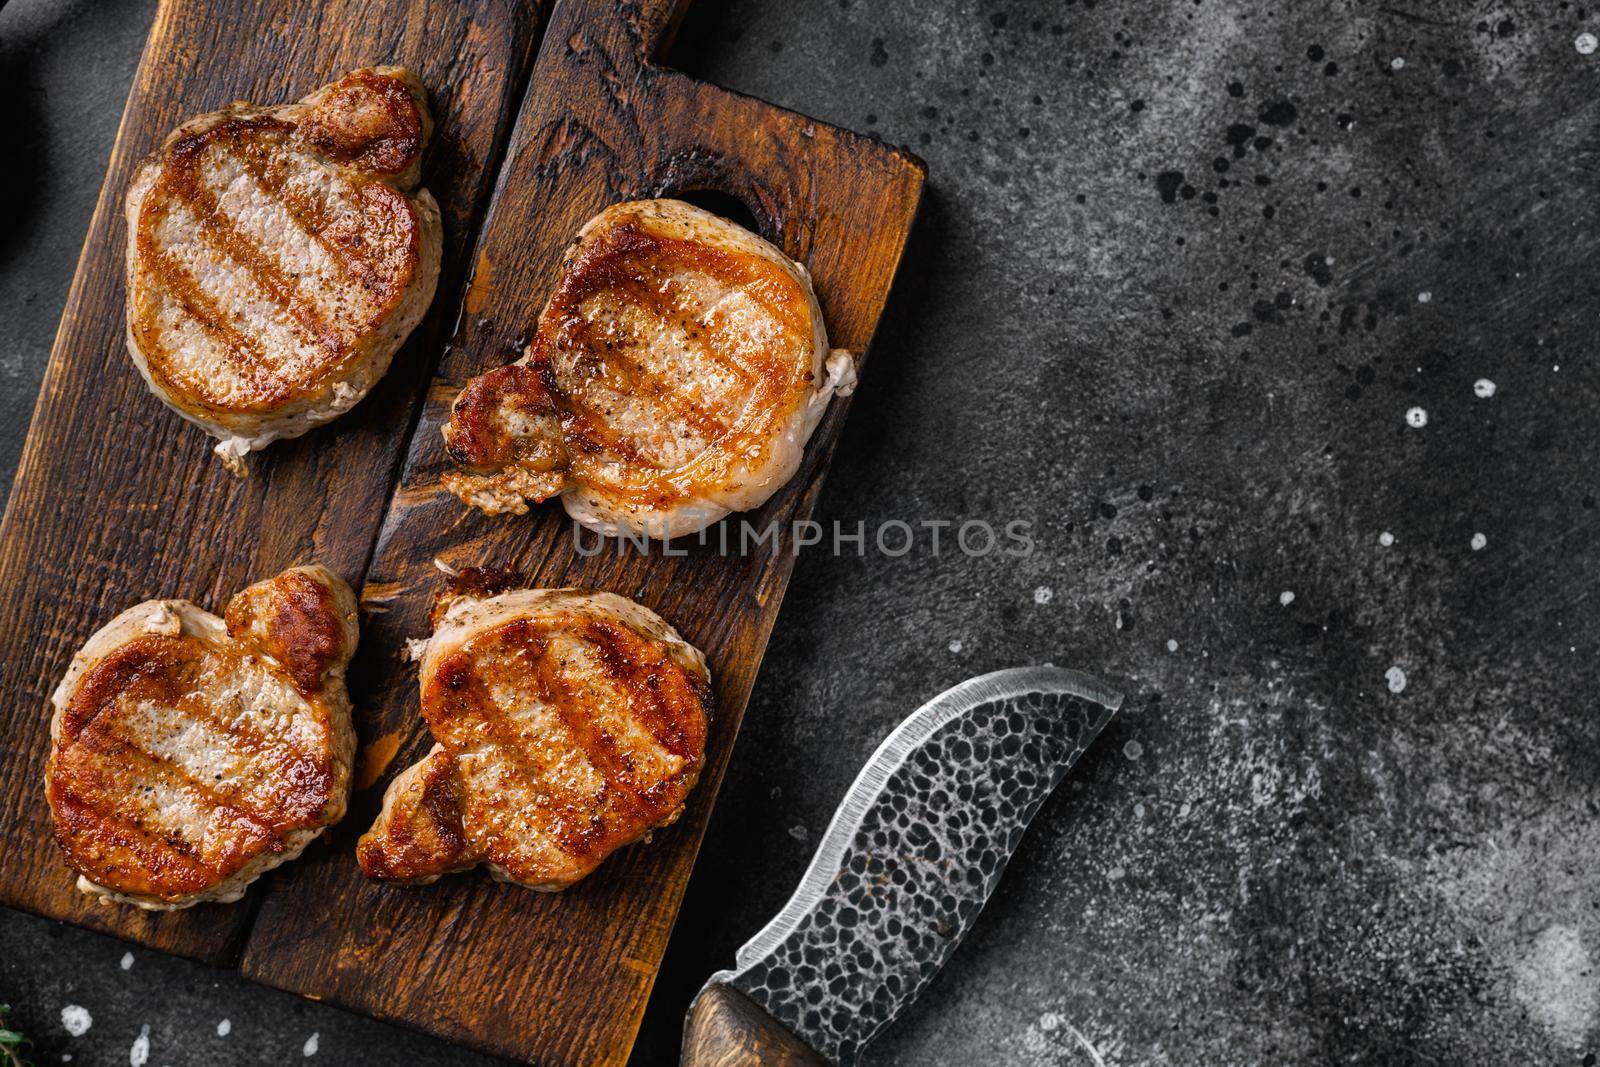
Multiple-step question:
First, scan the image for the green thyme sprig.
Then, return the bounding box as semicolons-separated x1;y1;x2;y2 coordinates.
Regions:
0;1004;31;1067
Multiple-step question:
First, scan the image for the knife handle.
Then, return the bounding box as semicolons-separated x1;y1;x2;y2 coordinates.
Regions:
682;982;830;1067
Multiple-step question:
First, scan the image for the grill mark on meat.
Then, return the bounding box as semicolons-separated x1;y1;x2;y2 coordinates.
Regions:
63;636;320;792
241;149;395;294
48;737;256;896
165;690;324;807
60;636;189;738
169;114;389;292
585;268;790;390
70;719;282;846
423;615;690;859
547;229;807;505
147;693;330;825
52;631;333;892
175;160;349;367
583;620;707;769
430;647;559;794
558;392;649;463
139;122;306;399
558;315;733;441
61;636;332;830
49;785;218;897
691;283;808;389
132;110;421;414
526;645;655;855
134;235;285;404
548;251;794;441
432;622;653;860
427;646;580;862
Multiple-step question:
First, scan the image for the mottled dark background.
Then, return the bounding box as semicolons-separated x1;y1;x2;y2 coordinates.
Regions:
3;1;1598;1064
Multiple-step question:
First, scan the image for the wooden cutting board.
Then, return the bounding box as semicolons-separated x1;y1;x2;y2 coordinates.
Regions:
0;0;924;1062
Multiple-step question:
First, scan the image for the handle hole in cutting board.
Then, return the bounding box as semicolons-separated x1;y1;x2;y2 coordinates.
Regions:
667;186;765;241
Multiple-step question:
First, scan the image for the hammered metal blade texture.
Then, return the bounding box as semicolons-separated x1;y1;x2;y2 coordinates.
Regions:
724;668;1120;1065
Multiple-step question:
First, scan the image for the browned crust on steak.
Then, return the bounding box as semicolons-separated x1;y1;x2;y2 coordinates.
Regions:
225;567;351;695
298;68;426;177
353;749;467;881
45;567;357;906
357;595;711;888
126;67;436;437
440;199;822;523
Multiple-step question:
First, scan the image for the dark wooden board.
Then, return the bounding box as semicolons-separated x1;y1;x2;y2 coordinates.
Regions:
237;0;924;1062
0;0;545;963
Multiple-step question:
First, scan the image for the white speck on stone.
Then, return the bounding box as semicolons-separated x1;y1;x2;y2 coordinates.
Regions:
217;1019;231;1037
1033;585;1053;605
1391;56;1406;69
1577;32;1598;55
1123;739;1144;760
1134;802;1146;818
60;1005;93;1037
1379;531;1395;546
1417;291;1431;303
303;1033;320;1058
1166;638;1179;652
948;639;963;653
1474;378;1497;398
1471;532;1488;551
1406;407;1428;428
1108;865;1126;880
788;824;808;842
130;1025;150;1067
1385;666;1408;694
120;952;134;971
1279;590;1295;607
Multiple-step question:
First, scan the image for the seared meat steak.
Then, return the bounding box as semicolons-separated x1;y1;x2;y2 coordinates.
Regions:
124;67;442;473
358;584;711;891
442;199;853;538
45;566;358;909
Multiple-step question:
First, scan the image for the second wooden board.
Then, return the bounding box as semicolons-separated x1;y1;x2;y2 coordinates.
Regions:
240;0;924;1063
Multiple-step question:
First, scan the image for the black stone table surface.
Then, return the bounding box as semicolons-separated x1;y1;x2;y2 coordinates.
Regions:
3;1;1597;1064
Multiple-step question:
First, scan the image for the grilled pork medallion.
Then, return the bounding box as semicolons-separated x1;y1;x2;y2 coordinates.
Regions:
124;67;443;473
442;198;854;538
45;566;359;909
358;580;711;891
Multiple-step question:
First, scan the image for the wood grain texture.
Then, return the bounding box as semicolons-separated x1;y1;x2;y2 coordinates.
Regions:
238;0;924;1062
0;0;543;963
0;0;920;1056
681;983;829;1067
